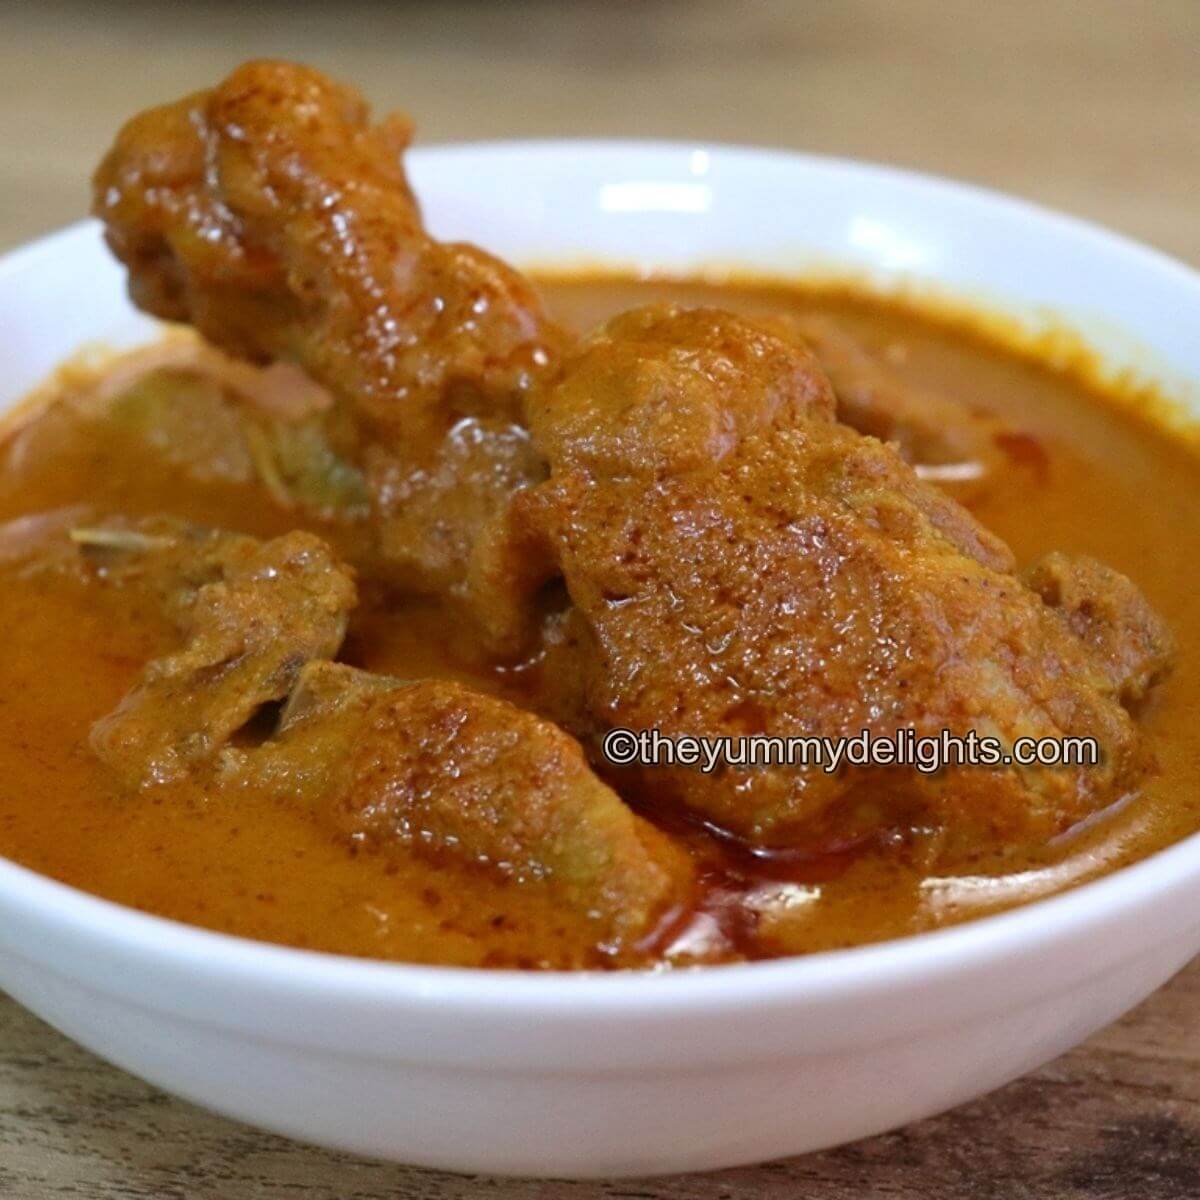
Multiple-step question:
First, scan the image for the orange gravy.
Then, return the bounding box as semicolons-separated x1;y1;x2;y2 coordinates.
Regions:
0;276;1197;966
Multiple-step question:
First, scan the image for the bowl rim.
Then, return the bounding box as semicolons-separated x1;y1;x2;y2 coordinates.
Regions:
2;138;1199;1017
405;136;1200;295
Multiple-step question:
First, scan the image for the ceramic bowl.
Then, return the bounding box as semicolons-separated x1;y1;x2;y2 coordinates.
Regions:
0;142;1198;1178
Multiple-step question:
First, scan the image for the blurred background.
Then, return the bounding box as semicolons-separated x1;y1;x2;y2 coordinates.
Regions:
0;0;1197;262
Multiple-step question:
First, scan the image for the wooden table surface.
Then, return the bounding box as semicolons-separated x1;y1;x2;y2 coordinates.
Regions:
1;1;1198;1194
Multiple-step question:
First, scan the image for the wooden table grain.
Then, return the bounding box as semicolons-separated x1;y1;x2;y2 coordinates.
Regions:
1;1;1198;1194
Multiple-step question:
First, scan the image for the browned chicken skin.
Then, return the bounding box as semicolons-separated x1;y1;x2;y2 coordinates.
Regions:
263;660;691;954
82;521;356;788
512;307;1172;860
93;60;568;602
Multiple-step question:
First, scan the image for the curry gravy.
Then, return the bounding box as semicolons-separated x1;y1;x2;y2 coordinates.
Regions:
0;277;1197;966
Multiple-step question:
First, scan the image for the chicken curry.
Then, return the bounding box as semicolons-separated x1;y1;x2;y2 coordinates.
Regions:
0;62;1196;969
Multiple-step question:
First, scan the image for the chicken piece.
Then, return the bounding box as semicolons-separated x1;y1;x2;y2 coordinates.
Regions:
81;520;358;787
1025;551;1174;706
17;334;367;519
81;348;368;517
79;521;690;956
257;661;691;951
508;306;1168;861
93;61;567;601
789;315;1007;497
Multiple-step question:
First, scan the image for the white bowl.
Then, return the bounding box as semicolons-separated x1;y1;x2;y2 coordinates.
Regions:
0;143;1198;1179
